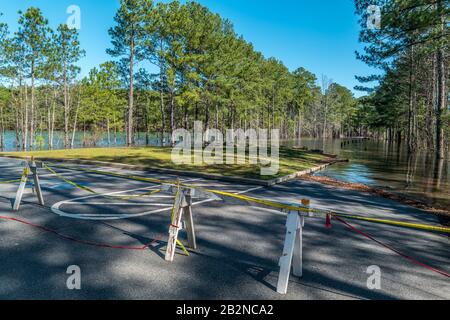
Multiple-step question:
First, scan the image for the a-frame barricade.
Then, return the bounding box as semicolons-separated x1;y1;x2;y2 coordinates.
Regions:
13;157;44;211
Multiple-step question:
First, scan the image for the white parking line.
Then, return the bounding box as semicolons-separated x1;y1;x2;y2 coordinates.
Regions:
39;172;89;178
51;179;264;220
82;203;173;206
51;178;200;220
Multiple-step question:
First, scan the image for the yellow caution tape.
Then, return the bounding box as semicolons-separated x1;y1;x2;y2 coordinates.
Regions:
331;214;450;234
45;162;191;256
43;163;161;201
171;180;190;256
43;162;450;235
0;178;21;184
20;167;30;183
206;189;312;213
0;168;31;184
0;165;29;184
206;189;450;234
46;162;169;185
176;239;190;256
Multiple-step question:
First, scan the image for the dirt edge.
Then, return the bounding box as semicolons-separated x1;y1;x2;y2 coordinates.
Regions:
300;175;450;227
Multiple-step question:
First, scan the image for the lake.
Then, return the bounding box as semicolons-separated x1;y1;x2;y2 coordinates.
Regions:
0;130;167;151
285;138;449;210
1;131;448;209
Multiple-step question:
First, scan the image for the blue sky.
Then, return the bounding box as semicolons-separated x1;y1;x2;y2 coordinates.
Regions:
0;0;378;97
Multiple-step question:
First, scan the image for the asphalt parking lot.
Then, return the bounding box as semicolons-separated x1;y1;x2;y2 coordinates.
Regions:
0;157;448;300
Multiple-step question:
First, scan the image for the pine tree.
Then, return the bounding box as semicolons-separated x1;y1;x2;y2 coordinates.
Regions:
51;24;85;148
355;0;449;156
107;0;152;146
17;7;50;149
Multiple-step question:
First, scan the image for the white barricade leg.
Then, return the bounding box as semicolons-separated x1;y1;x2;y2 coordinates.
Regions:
183;194;197;250
30;161;44;206
277;210;301;294
165;190;185;262
292;216;304;277
13;167;30;211
292;199;311;277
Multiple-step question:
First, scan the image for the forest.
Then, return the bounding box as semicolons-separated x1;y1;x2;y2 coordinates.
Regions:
0;0;448;158
355;0;449;159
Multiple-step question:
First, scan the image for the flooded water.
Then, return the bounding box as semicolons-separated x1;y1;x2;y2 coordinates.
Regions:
1;131;448;209
0;131;167;151
284;138;450;209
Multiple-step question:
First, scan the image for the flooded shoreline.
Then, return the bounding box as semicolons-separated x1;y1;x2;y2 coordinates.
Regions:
283;138;449;211
300;175;450;227
2;133;449;210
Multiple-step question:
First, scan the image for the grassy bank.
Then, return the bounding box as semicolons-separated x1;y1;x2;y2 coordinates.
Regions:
0;146;334;180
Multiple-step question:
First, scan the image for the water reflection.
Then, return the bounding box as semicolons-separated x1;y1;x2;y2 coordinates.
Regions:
283;138;449;209
1;132;448;209
0;131;168;151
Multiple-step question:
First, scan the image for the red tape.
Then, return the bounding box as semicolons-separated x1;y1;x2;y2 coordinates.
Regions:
3;214;448;279
0;215;163;251
334;216;450;278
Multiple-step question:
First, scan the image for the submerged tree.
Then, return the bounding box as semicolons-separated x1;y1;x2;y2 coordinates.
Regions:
355;0;449;156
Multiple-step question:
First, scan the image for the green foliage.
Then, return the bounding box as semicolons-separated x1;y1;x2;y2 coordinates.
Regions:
355;0;449;151
0;13;8;66
43;24;85;83
17;7;51;77
35;135;45;150
79;62;126;128
0;1;363;152
107;0;152;81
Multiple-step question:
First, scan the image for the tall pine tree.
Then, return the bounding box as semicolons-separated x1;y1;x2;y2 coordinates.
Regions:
107;0;151;146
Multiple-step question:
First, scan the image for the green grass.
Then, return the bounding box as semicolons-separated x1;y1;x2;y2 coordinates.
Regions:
0;146;333;180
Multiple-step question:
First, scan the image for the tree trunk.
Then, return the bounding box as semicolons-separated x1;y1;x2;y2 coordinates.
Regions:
215;104;219;129
0;105;4;151
183;105;188;130
323;97;328;140
145;96;150;146
49;90;56;150
406;46;417;154
170;88;175;146
128;37;135;147
23;83;28;151
30;60;35;150
159;45;166;147
194;102;199;122
107;118;111;146
298;109;303;142
46;91;51;150
113;114;117;145
425;55;436;149
70;97;80;149
63;60;70;149
435;29;446;159
205;101;210;130
14;99;20;150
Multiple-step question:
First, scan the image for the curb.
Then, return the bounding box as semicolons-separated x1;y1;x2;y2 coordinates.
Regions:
264;160;347;186
1;155;346;187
